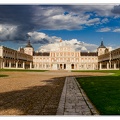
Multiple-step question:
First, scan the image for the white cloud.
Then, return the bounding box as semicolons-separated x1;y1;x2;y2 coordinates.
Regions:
27;31;61;44
33;5;113;30
0;5;119;42
113;28;120;32
81;46;87;51
96;27;111;32
86;18;100;26
42;13;89;30
38;38;98;52
27;31;98;52
62;5;117;17
101;18;109;23
0;24;18;41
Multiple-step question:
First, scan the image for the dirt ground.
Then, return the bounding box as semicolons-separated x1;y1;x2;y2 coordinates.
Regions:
0;70;108;115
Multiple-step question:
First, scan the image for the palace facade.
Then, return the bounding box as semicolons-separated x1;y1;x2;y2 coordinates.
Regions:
0;40;120;70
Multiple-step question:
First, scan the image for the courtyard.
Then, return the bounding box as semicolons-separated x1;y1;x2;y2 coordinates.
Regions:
0;70;107;115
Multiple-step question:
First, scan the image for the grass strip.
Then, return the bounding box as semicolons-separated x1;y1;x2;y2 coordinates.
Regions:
76;70;120;115
0;74;8;77
0;69;47;72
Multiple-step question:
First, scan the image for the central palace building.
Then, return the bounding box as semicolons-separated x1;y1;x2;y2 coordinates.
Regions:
0;40;120;70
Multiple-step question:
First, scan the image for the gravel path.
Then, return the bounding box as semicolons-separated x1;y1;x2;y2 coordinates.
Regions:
0;71;65;115
0;70;108;115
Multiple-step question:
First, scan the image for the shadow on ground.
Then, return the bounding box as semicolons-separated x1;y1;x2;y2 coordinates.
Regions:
0;72;105;115
0;77;65;115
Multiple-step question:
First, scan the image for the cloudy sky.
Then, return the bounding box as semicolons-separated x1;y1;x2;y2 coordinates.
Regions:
0;4;120;52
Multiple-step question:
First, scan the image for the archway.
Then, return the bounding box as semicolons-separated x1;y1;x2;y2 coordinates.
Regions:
71;64;74;69
60;64;62;69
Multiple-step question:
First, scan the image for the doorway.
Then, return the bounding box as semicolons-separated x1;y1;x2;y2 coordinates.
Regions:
64;64;66;69
71;64;74;69
60;64;62;69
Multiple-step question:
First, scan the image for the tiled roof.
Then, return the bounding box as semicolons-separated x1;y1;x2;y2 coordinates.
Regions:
81;52;98;56
33;52;50;56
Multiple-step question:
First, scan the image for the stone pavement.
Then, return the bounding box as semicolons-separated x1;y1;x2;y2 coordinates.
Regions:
56;76;99;115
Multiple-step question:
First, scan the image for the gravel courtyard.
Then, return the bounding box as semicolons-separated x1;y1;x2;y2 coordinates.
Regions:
0;70;107;115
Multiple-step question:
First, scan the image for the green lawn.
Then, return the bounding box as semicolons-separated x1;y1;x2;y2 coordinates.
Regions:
0;69;47;72
0;74;8;77
0;69;47;77
76;70;120;115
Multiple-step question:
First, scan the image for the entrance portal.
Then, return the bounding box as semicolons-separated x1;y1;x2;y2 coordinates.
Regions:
59;64;66;70
71;64;74;69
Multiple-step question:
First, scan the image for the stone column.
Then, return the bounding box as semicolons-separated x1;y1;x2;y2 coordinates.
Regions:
0;60;2;68
45;64;46;69
114;63;116;69
41;63;43;69
100;63;102;70
84;64;86;70
74;64;76;70
16;62;18;68
109;61;111;69
30;62;32;69
93;63;95;70
62;64;64;69
23;62;25;69
69;64;71;70
9;62;11;68
107;62;109;69
37;64;39;69
58;64;60;70
65;64;67;70
77;64;79;70
3;61;5;68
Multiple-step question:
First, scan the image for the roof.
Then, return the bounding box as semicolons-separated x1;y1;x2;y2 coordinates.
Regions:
81;52;98;56
25;40;33;48
98;41;106;48
33;52;50;56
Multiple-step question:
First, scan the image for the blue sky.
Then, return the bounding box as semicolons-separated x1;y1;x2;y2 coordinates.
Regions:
0;4;120;51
